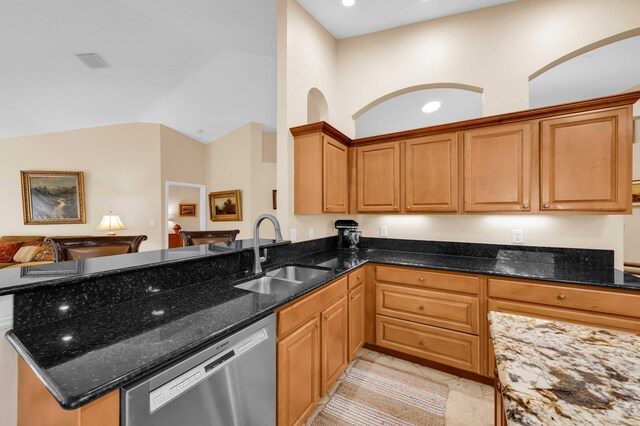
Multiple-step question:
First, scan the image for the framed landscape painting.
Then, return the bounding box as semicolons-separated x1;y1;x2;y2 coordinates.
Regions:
209;190;242;221
633;180;640;207
179;203;197;216
21;171;86;225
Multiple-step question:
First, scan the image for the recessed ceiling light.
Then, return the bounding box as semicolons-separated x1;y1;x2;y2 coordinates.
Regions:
342;0;355;7
421;101;442;113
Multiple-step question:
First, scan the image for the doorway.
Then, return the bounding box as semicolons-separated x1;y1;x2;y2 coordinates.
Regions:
164;181;207;248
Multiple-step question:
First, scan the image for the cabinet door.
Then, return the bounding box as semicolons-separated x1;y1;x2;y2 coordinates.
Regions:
356;142;400;212
463;123;532;212
323;135;349;213
540;108;631;212
277;317;321;426
405;133;458;212
348;284;365;362
321;296;348;395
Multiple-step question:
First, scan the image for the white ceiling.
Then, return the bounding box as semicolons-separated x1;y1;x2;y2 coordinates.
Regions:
529;36;640;108
0;0;276;143
356;88;482;138
296;0;517;39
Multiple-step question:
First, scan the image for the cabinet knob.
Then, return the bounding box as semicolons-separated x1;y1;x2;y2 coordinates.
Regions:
522;203;529;209
393;206;398;210
357;275;361;281
315;323;319;328
419;277;425;282
419;305;425;311
543;203;550;209
557;294;566;301
418;339;425;346
351;294;356;300
324;314;329;320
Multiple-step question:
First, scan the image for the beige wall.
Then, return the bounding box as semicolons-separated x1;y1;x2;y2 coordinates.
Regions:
0;123;164;250
0;326;17;426
206;123;278;239
278;0;640;266
168;186;201;232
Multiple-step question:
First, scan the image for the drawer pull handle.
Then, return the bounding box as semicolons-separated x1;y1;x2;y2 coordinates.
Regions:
557;294;566;301
418;305;425;311
418;339;425;346
419;277;425;282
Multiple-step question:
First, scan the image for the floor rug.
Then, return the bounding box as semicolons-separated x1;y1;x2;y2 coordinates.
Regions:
311;357;450;426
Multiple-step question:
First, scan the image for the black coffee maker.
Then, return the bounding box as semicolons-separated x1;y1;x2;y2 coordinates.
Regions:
335;220;361;251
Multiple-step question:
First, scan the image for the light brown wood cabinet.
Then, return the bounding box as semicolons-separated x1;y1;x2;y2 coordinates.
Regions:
356;141;401;212
276;276;349;426
404;133;459;213
18;358;119;426
348;269;366;362
321;296;348;395
277;317;321;426
292;125;349;214
540;107;631;213
292;92;640;216
463;122;533;213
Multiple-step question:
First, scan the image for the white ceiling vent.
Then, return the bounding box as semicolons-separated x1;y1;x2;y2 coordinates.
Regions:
75;53;110;69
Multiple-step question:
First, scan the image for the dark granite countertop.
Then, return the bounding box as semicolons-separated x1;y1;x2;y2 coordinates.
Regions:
6;238;640;410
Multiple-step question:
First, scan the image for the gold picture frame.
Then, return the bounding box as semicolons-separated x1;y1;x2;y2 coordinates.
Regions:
179;203;197;217
20;170;86;225
633;179;640;207
209;190;242;221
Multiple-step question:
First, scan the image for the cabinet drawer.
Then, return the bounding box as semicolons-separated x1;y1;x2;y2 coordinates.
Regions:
375;265;480;295
488;278;640;319
348;268;365;290
376;315;480;374
377;284;479;334
278;277;348;338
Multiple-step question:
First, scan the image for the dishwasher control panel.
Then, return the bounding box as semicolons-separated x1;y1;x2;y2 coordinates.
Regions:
148;327;268;413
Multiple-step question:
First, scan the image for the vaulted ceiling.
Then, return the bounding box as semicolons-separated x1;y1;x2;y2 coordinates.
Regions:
0;0;276;143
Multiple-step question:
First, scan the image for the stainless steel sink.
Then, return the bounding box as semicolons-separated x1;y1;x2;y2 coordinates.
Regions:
266;266;328;282
234;265;330;295
234;276;300;295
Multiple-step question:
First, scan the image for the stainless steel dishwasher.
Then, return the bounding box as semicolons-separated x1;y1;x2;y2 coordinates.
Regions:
121;314;276;426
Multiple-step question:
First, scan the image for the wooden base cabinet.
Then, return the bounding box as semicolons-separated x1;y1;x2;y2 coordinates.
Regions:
277;318;321;426
18;358;119;426
276;276;349;426
348;283;365;362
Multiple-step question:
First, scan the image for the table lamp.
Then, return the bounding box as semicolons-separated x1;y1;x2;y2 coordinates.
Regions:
97;211;127;236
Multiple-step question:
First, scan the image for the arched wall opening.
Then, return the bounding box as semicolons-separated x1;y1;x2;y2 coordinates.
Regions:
307;87;329;123
353;84;483;138
529;28;640;108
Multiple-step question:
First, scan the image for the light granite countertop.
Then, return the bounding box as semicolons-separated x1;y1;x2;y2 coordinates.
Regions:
489;312;640;426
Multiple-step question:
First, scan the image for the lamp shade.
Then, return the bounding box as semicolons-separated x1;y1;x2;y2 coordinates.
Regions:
96;211;127;235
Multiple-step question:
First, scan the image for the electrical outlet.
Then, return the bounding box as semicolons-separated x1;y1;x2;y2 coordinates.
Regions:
512;229;524;244
149;220;156;227
308;228;314;239
290;228;297;242
380;226;388;237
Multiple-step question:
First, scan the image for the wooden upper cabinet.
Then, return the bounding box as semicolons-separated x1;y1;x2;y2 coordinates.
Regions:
357;141;401;212
404;133;459;213
540;107;631;213
293;127;349;214
463;123;532;213
323;135;349;213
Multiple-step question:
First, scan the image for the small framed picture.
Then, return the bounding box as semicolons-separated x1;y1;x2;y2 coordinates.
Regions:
209;190;242;221
633;180;640;207
179;203;197;216
20;170;86;225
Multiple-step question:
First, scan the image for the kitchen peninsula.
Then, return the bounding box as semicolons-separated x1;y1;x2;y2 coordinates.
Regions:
4;235;640;425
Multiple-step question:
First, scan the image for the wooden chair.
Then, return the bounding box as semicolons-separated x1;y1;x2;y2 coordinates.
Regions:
45;235;147;262
179;230;240;246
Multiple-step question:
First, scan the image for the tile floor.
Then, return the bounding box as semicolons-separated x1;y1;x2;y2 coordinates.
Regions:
306;348;494;426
